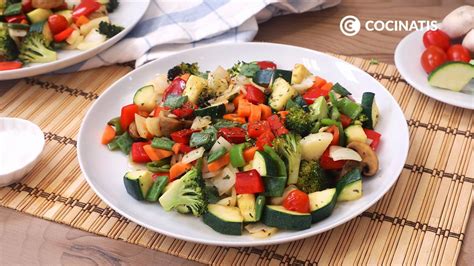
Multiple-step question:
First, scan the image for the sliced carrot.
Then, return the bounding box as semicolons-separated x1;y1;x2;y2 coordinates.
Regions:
101;125;116;145
207;153;230;172
320;82;333;92
313;76;327;89
259;104;272;120
143;145;173;161
169;162;192;181
233;93;245;108
75;15;90;26
180;73;191;81
243;147;258;162
172;143;181;154
248;104;262;123
237;99;251;117
223;113;246;124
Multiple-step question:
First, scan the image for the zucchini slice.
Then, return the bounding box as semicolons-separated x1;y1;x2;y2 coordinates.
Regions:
183;75;207;104
261;205;312;230
203;204;243;235
345;125;367;144
123;170;154;201
331;83;351;96
194;104;226;119
262;176;287;197
133;85;157;112
428;62;474;92
269;77;296;111
252;150;278;177
253;69;274;87
308;188;337;223
361;92;379;129
336;168;362;202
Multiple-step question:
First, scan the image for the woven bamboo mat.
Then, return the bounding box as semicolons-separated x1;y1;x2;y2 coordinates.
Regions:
0;55;472;265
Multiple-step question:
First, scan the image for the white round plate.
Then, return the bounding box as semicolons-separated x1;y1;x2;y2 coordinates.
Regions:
395;29;474;110
78;43;409;247
0;0;150;81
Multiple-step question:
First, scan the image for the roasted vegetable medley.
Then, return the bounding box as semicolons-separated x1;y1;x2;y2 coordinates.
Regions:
101;60;382;237
0;0;122;70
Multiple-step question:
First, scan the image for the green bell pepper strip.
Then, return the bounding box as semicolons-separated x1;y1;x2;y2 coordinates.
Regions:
145;175;168;202
207;147;227;164
107;117;123;135
337;98;363;119
107;138;119;151
263;145;287;177
115;132;133;154
151;137;175;151
330;105;340;121
230;143;248;168
146;163;170;173
255;194;266;221
4;3;22;16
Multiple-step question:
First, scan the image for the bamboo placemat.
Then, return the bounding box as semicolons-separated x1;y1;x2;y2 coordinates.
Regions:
0;55;472;265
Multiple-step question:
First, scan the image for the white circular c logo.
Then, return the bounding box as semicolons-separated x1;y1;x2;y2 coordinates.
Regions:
340;15;361;37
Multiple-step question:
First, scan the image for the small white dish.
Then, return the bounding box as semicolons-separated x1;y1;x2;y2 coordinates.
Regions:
395;29;474;110
78;42;409;247
0;0;150;81
0;118;44;186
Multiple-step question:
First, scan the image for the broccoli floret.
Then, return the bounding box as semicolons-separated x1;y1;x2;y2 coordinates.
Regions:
98;21;124;39
0;28;19;61
18;32;57;64
297;160;329;193
285;107;314;136
272;133;302;185
158;164;207;216
106;0;119;12
167;62;201;81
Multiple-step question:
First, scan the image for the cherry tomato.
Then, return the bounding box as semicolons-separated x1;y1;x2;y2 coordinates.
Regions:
447;44;471;63
326;125;339;145
283;190;310;213
420;46;447;73
422;30;451;51
256;61;277;70
48;14;69;35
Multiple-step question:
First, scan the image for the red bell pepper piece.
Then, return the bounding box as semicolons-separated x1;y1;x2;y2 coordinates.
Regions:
53;27;74;42
22;0;33;13
218;127;246;144
162;78;186;101
0;61;23;71
340;114;352;128
247;120;271;139
72;0;101;20
171;101;195;118
319;148;346;170
283;189;310;213
120;104;139;130
178;144;193;153
256;61;277;70
302;86;331;105
5;14;27;23
256;130;275;150
245;84;266;105
131;142;151;163
363;129;381;150
235;169;265;194
326;125;340;146
267;114;288;136
152;172;170;181
170;129;199;144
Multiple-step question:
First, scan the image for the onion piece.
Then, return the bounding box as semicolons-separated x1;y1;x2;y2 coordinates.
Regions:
245;223;278;238
182;147;205;164
203;169;222;179
191;116;212;130
329;146;362;161
210;136;232;152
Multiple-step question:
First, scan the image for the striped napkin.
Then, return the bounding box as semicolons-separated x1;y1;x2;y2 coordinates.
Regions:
62;0;340;72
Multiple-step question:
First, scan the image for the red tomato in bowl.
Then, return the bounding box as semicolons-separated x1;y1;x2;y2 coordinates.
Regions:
423;30;451;51
447;45;471;63
48;14;69;35
420;46;447;73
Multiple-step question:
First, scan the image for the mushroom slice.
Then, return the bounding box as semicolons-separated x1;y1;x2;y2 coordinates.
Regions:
347;141;379;176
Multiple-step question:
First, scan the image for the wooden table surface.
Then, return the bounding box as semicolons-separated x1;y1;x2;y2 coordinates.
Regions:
1;0;472;265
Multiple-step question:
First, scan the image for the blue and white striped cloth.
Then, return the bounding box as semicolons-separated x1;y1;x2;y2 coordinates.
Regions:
64;0;340;72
